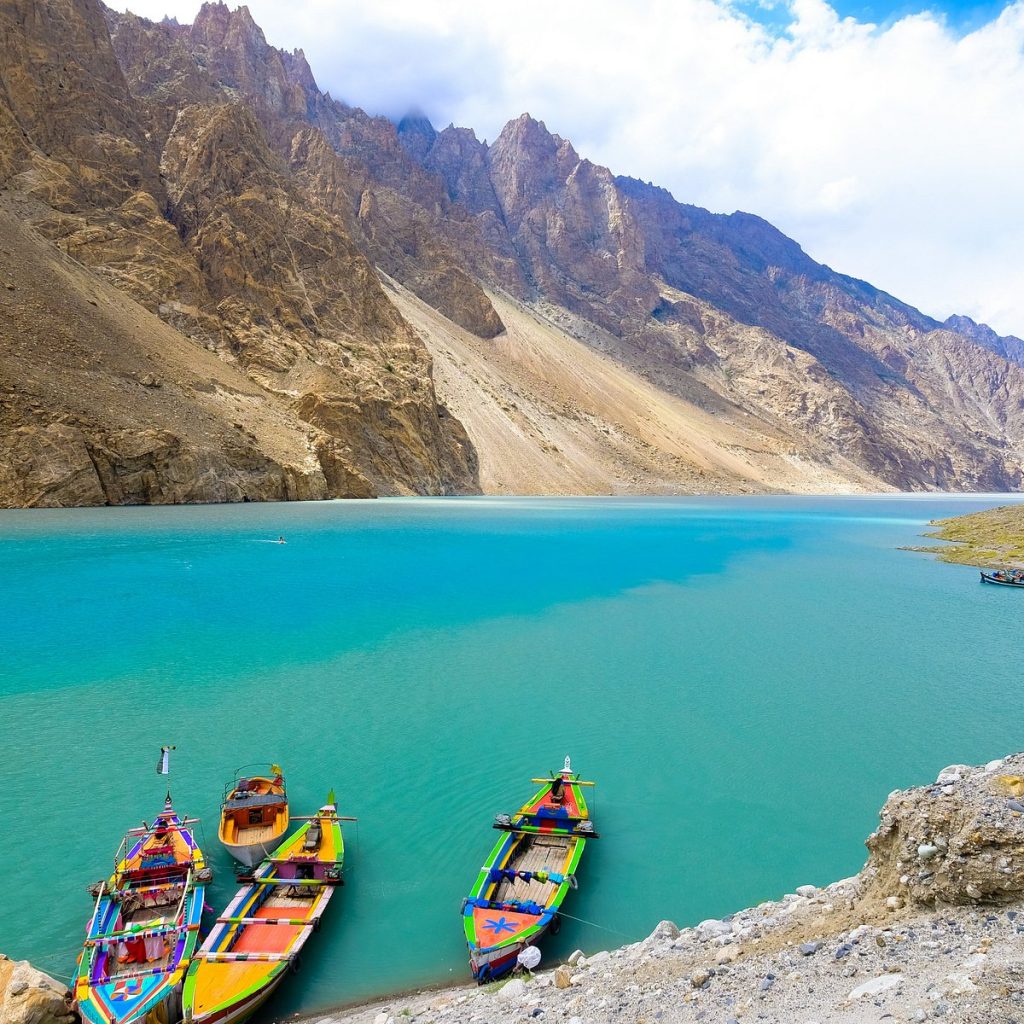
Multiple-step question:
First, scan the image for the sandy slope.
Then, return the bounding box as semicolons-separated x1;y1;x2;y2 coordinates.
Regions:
384;277;890;496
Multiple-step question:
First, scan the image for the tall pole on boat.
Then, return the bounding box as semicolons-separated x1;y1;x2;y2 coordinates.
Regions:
157;745;176;808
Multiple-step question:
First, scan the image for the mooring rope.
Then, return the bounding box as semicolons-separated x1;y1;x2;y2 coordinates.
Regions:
553;910;633;939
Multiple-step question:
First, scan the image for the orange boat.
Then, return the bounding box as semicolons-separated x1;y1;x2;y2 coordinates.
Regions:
218;765;289;871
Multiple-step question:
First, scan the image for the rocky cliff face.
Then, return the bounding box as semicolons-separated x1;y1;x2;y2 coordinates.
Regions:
945;313;1024;368
1;0;1021;504
401;112;1024;490
105;3;506;341
0;0;479;505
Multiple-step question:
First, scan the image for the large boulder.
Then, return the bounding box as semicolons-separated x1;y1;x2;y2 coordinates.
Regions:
0;958;75;1024
864;753;1024;906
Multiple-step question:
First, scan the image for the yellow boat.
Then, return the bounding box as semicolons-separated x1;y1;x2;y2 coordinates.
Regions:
218;765;289;871
183;797;352;1024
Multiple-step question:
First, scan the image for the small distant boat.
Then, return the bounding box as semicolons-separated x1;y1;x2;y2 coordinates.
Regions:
74;795;210;1024
980;570;1024;587
463;757;598;983
219;765;289;871
183;795;354;1024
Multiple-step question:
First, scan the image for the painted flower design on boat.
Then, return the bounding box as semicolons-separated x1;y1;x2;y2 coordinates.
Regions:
112;977;143;1000
483;916;516;936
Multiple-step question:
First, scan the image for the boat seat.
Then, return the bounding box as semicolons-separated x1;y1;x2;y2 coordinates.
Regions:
303;821;322;852
225;791;286;810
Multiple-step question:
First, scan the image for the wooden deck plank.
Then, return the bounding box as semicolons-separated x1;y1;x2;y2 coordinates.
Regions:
496;836;571;905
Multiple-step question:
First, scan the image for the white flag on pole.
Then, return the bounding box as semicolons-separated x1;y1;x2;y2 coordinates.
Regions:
156;745;175;775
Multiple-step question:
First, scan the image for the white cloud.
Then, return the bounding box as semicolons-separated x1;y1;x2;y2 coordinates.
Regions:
111;0;1024;336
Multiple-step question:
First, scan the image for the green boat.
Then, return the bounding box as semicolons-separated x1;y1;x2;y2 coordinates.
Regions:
462;757;598;981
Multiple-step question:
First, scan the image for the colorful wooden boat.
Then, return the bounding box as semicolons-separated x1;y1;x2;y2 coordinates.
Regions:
74;795;210;1024
463;757;598;982
980;570;1024;586
182;795;353;1024
218;765;289;871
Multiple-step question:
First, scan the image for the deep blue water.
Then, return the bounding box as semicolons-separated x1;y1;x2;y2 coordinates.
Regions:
0;495;1020;1012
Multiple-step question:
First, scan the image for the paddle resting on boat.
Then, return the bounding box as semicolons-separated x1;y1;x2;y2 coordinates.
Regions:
463;757;598;982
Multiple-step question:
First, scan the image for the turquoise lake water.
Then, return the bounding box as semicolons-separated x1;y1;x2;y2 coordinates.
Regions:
1;494;1022;1014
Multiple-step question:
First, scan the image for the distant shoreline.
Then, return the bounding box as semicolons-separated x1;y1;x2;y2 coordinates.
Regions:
903;503;1024;568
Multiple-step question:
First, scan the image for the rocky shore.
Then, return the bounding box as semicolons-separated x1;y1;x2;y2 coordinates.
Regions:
0;958;75;1024
7;755;1024;1024
307;755;1024;1024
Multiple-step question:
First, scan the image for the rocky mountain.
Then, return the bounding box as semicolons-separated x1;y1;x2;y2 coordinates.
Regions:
0;0;1021;505
944;314;1024;368
402;113;1024;490
0;0;477;505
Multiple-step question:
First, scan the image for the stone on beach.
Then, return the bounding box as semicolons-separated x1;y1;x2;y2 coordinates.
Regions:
695;919;732;942
496;979;527;1001
847;973;902;1000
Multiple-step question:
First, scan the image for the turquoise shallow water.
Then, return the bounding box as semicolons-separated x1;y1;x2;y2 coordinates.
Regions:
1;494;1022;1014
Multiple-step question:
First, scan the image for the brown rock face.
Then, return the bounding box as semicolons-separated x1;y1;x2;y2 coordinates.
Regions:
2;0;1022;503
0;0;158;206
0;0;481;506
865;755;1024;907
0;199;330;507
399;111;1024;490
105;3;507;341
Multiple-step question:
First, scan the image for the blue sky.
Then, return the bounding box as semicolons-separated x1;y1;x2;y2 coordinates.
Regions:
113;0;1024;336
829;0;1005;25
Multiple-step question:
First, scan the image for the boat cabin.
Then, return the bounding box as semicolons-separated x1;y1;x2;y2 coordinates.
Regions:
219;771;288;855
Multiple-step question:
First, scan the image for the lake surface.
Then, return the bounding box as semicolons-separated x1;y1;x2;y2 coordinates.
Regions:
1;494;1021;1014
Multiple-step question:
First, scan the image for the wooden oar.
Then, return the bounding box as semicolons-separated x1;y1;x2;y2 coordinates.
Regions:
530;778;596;786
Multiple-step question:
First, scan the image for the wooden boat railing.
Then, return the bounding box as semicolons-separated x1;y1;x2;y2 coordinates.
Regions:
222;765;287;803
214;916;312;926
530;777;595;786
87;868;195;952
122;818;201;839
85;922;200;946
86;880;107;939
286;815;358;822
249;877;338;887
98;961;193;982
193;952;295;963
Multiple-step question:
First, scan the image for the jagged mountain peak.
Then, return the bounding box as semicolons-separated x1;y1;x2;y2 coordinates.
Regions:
944;314;1024;367
493;112;574;158
396;108;438;162
192;1;263;40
